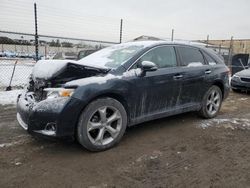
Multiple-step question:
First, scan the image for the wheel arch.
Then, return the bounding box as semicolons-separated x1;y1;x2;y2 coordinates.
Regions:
212;80;224;99
89;93;130;118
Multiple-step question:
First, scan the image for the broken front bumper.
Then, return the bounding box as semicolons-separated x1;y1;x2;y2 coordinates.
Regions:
16;92;84;138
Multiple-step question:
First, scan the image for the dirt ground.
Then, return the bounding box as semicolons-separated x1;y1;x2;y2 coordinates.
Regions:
0;91;250;188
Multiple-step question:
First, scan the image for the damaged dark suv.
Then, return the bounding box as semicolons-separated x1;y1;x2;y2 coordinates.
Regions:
17;41;230;151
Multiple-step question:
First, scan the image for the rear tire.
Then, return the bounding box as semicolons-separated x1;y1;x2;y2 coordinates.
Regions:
77;98;127;151
199;86;222;119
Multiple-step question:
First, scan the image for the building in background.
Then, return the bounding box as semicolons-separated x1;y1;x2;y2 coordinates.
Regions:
202;39;250;54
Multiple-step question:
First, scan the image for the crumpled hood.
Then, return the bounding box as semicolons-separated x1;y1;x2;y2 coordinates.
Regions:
32;60;109;81
64;74;117;87
235;69;250;77
32;60;77;80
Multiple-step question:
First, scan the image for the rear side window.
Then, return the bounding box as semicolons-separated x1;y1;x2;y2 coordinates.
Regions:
139;46;177;69
203;52;217;66
178;47;205;67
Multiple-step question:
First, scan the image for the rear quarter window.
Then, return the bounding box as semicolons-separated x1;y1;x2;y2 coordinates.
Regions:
203;52;218;66
203;48;224;64
177;47;205;67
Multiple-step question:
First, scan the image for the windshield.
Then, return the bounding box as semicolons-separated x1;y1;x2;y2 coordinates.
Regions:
77;42;152;69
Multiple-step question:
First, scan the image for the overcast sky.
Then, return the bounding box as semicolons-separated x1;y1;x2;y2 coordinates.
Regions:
1;0;250;42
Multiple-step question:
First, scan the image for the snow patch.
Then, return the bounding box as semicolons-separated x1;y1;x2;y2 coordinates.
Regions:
0;89;23;105
123;68;142;77
32;60;76;79
199;118;250;130
0;141;21;148
187;62;203;67
65;74;118;87
136;150;162;162
239;98;248;101
15;162;22;166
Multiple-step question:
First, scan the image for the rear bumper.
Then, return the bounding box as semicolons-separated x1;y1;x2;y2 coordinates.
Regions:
16;92;85;138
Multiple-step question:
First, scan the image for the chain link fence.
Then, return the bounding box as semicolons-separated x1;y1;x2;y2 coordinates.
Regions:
0;31;117;90
0;2;121;90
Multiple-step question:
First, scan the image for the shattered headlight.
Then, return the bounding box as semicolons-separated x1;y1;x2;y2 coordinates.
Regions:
44;88;75;99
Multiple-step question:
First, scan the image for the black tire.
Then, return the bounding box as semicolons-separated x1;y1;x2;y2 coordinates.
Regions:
77;98;127;151
199;85;222;119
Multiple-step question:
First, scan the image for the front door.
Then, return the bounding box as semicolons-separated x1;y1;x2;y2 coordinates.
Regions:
130;45;182;120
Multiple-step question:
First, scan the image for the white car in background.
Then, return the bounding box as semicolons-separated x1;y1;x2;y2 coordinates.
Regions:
4;51;16;58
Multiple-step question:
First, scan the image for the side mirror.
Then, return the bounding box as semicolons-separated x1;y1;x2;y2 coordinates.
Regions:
140;61;158;72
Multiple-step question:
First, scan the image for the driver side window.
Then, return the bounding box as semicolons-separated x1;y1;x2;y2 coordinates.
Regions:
134;46;177;69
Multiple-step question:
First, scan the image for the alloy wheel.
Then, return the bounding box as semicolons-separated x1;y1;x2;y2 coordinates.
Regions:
206;89;221;116
87;106;122;146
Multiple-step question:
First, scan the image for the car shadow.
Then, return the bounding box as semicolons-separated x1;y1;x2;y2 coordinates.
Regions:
231;89;250;95
26;111;199;154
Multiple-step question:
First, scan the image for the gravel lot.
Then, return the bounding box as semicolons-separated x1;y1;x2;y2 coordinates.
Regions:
0;91;250;188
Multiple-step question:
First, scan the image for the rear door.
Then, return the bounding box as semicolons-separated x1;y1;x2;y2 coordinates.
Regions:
176;46;210;106
202;51;221;91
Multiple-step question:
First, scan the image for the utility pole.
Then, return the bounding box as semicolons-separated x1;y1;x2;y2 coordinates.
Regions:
228;36;234;68
119;19;123;43
171;29;174;41
206;35;209;46
34;3;39;61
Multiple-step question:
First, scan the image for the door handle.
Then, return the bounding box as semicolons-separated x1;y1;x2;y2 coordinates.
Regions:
173;74;183;80
205;70;212;74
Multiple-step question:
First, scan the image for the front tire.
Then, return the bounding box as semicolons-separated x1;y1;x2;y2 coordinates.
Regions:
77;98;127;151
199;86;222;119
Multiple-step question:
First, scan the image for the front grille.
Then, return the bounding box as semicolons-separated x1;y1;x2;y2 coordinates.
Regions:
241;77;250;82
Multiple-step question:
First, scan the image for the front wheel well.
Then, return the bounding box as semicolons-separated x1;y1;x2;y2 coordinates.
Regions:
90;93;129;116
76;93;129;124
